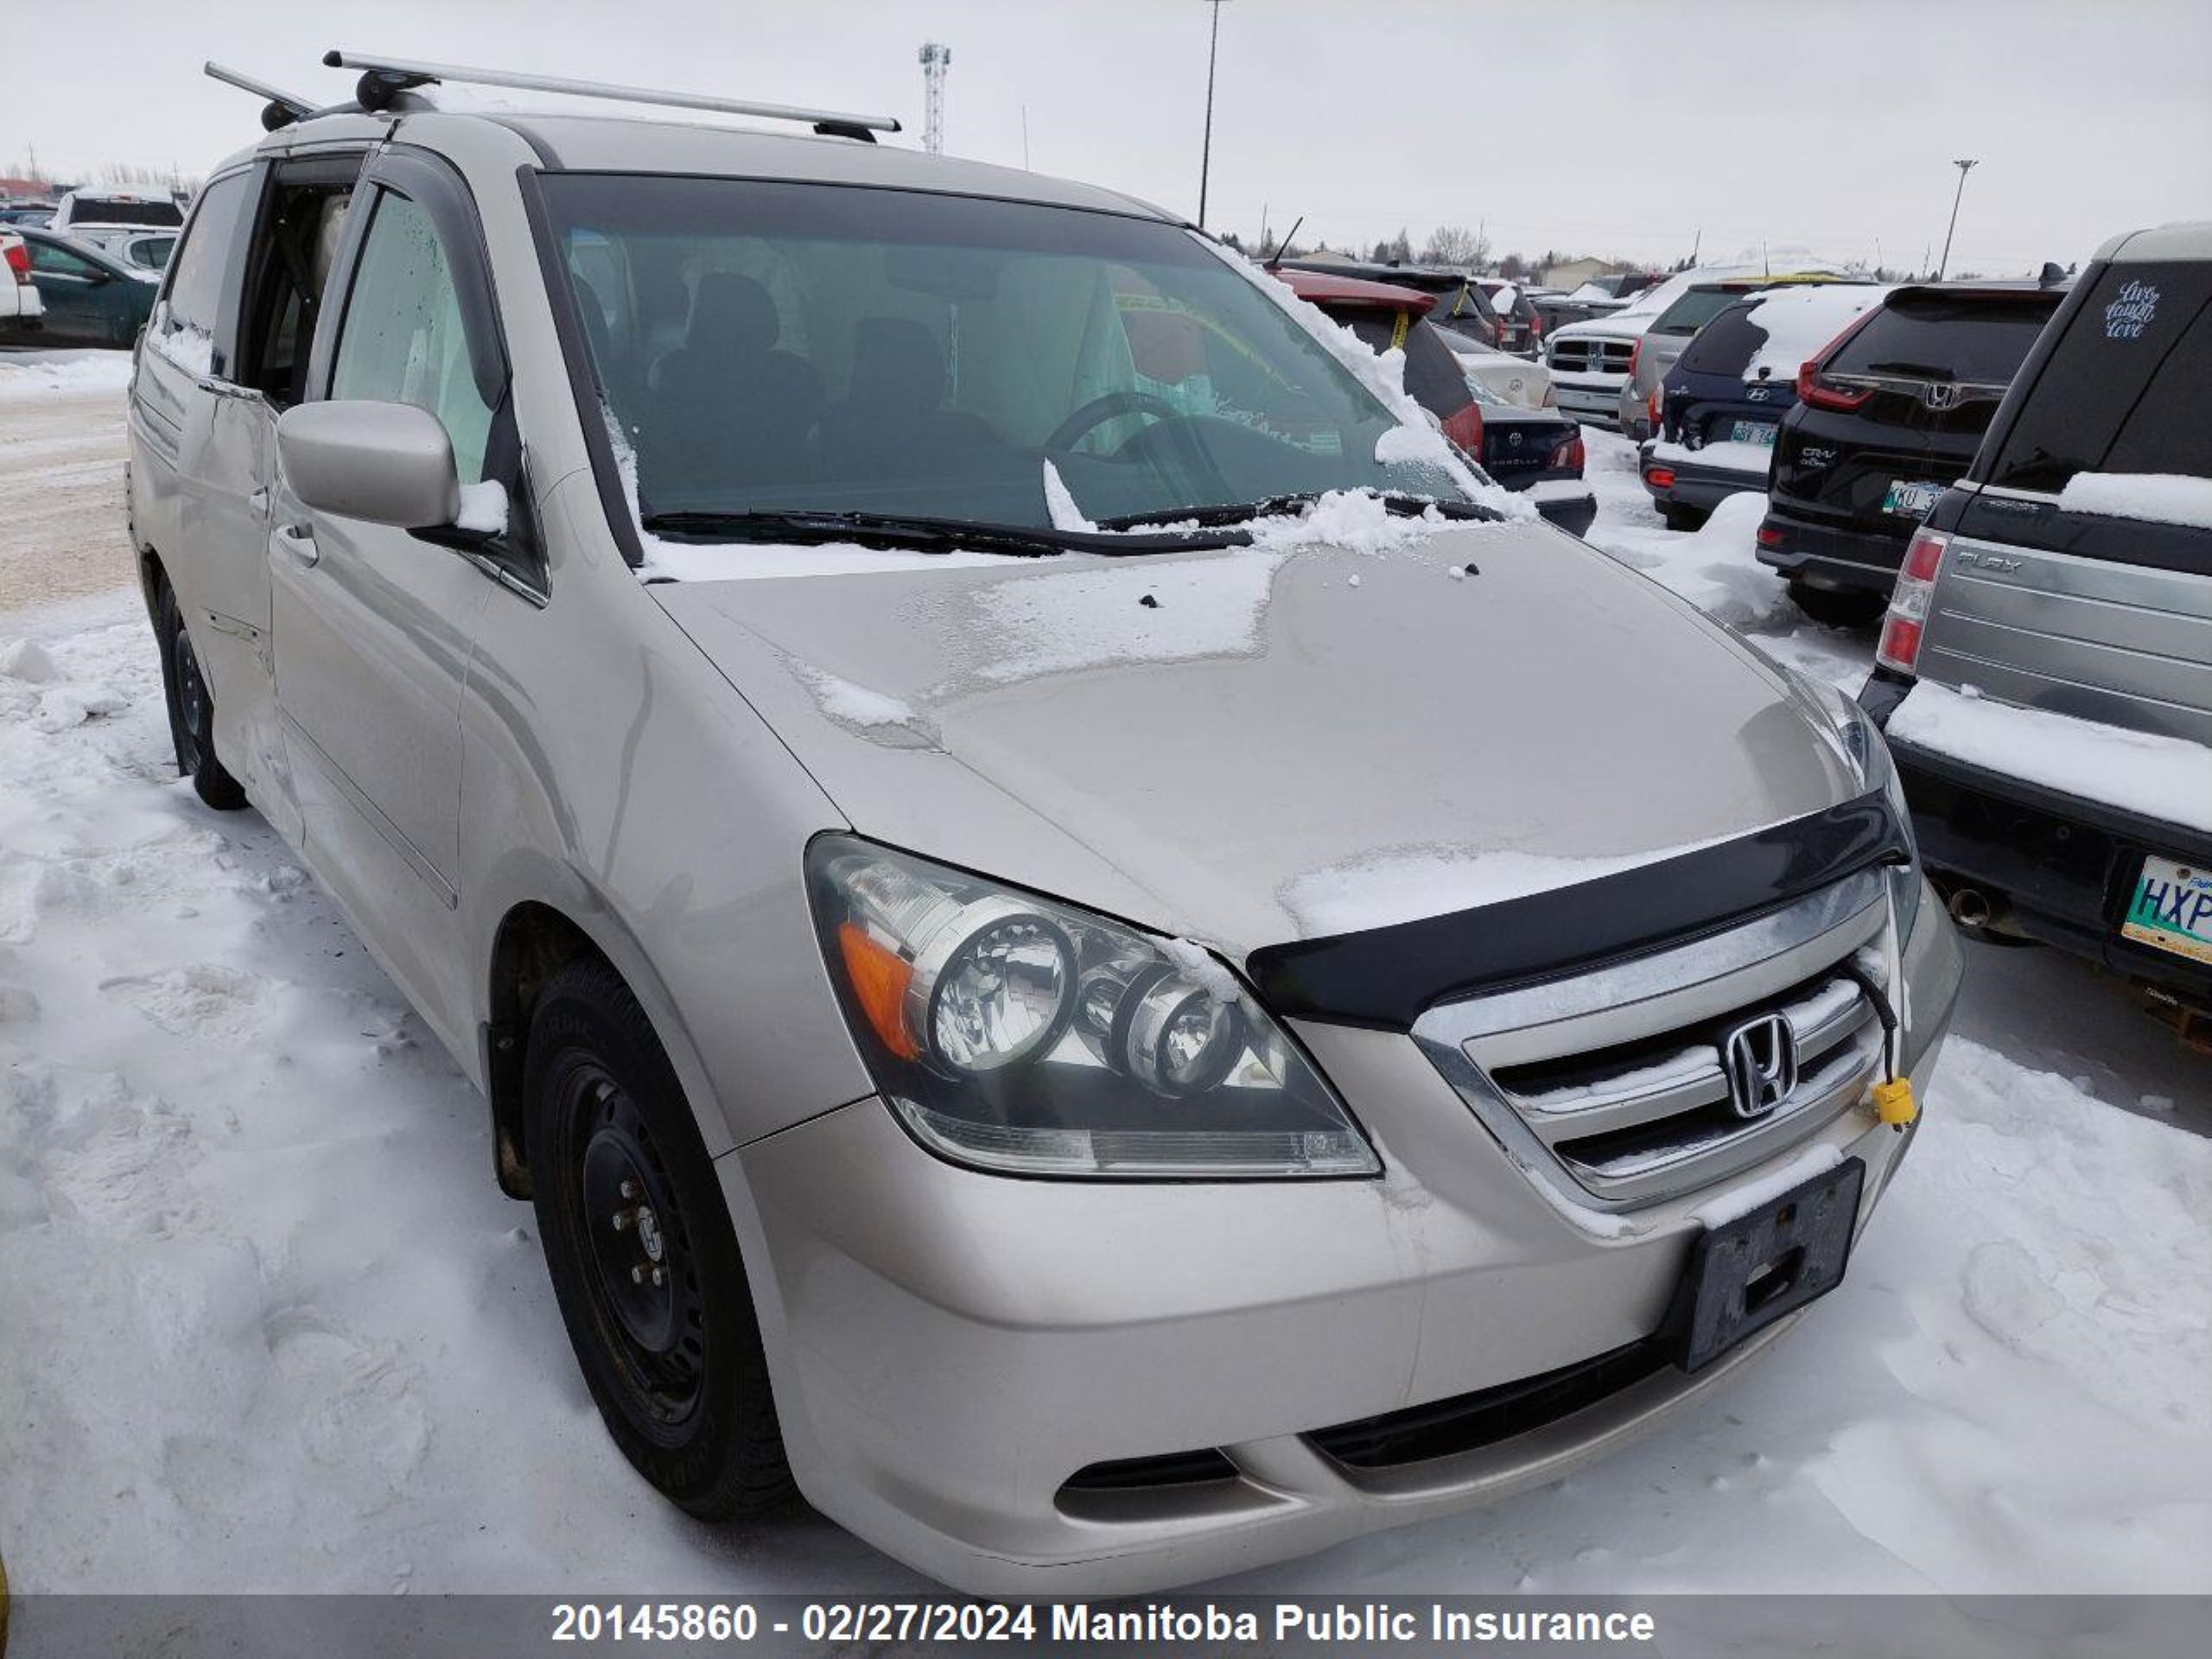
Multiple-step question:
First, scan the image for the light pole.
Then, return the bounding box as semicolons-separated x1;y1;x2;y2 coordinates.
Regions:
1937;157;1979;279
1198;0;1231;230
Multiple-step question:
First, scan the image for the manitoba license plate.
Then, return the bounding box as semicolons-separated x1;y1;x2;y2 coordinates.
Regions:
1668;1159;1865;1372
1730;420;1777;447
2122;855;2212;965
1884;478;1942;517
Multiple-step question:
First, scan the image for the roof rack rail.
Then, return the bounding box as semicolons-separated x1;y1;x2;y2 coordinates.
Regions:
321;51;901;143
204;60;318;132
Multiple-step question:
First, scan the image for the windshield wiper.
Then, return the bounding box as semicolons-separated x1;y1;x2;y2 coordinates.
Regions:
1096;490;1500;532
641;509;1073;558
642;508;1249;558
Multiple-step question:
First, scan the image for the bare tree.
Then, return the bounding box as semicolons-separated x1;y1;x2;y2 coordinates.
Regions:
1421;223;1489;270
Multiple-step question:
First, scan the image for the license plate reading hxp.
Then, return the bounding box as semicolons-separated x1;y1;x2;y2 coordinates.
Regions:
2123;855;2212;965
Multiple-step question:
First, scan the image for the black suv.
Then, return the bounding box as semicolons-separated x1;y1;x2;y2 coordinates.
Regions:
1757;281;2068;625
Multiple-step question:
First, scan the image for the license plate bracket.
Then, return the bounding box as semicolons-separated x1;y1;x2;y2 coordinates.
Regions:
1665;1157;1866;1373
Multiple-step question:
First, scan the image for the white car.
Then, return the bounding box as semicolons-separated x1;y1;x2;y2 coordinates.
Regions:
1546;260;1852;427
1445;336;1554;410
0;229;46;340
48;188;186;237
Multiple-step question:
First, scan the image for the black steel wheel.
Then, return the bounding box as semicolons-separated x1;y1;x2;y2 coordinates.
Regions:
156;581;247;810
525;957;792;1518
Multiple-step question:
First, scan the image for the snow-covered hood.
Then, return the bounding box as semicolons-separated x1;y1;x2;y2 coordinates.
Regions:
1549;311;1657;346
652;519;1864;956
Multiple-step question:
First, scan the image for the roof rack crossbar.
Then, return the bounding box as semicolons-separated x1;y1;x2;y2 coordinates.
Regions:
321;50;902;136
204;60;318;130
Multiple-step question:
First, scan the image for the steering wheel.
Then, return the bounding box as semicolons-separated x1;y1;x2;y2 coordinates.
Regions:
1044;390;1184;454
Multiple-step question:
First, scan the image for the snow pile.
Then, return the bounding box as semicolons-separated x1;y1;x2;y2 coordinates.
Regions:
1595;489;1798;632
1737;284;1890;383
143;302;215;378
454;480;508;537
794;664;923;731
1039;459;1097;533
0;353;135;401
966;549;1287;682
1649;438;1777;478
1888;680;2212;835
2057;470;2212;531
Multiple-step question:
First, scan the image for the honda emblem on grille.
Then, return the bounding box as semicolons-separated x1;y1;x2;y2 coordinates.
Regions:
1924;382;1961;410
1721;1014;1797;1118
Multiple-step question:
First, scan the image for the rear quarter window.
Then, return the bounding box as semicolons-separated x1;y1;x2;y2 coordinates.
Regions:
1987;261;2212;490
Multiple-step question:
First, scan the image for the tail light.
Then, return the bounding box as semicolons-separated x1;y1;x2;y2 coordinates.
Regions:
1877;528;1948;674
1646;465;1677;491
1626;338;1643;380
1796;307;1882;411
1530;314;1544;340
3;240;29;284
1443;401;1485;459
1549;433;1585;472
1648;385;1662;427
1541;383;1558;408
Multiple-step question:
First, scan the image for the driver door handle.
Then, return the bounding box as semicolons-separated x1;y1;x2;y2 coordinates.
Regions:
276;522;320;568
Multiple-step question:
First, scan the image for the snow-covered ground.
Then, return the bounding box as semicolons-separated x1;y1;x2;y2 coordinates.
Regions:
1;365;2207;1596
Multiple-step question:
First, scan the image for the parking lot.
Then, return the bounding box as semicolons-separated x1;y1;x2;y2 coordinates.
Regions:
2;349;2203;1597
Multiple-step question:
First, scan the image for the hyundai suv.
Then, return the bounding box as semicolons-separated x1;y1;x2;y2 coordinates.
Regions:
1862;223;2211;1033
1758;280;2069;625
128;55;1960;1595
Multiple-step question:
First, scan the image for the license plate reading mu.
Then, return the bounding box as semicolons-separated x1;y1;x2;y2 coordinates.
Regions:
2123;855;2212;965
1667;1157;1866;1373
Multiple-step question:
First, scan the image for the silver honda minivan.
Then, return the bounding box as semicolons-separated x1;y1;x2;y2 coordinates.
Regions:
125;63;1961;1594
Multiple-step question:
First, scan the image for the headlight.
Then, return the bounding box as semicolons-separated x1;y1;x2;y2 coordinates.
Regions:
807;836;1380;1179
1789;669;1923;941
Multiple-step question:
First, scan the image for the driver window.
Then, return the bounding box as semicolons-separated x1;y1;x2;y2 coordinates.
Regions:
330;190;493;483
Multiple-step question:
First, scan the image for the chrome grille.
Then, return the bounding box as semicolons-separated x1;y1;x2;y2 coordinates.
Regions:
1546;337;1635;374
1413;871;1891;1209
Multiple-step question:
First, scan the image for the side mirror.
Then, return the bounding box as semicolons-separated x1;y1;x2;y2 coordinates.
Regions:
277;400;463;531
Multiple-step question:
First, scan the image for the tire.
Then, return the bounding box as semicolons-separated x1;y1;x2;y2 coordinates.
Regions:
156;582;248;810
524;957;793;1520
1659;501;1707;531
1787;581;1888;628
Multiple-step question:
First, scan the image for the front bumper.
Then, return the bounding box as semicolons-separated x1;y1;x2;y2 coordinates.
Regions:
1549;371;1627;423
1755;508;1910;595
1887;728;2212;1000
724;899;1961;1596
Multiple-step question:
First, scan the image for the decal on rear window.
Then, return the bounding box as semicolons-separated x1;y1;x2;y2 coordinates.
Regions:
2104;279;2158;340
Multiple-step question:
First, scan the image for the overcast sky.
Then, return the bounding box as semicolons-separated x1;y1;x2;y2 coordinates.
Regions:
4;0;2206;275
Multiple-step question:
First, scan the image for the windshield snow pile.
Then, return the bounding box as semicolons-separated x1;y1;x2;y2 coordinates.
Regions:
1889;682;2212;836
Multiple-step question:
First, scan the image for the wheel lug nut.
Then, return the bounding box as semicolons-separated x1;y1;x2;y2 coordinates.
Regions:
650;1266;664;1287
620;1179;638;1200
612;1211;631;1232
631;1266;646;1285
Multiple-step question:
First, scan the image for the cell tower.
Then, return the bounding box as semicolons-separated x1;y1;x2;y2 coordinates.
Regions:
918;42;950;155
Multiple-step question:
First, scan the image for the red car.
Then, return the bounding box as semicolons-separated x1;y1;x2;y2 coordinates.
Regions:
1277;267;1595;535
